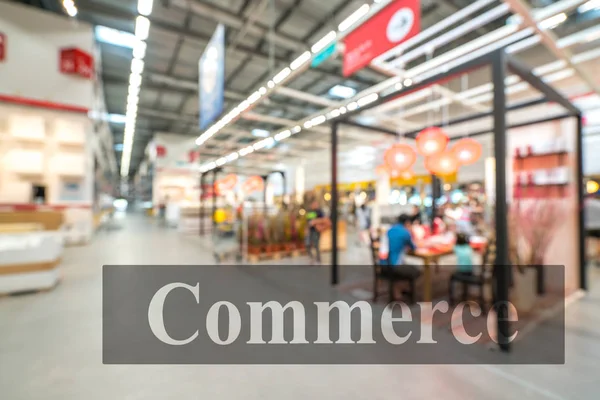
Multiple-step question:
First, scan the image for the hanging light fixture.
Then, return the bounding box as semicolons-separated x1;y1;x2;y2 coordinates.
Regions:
384;143;417;172
243;176;264;193
425;151;459;176
215;174;238;195
416;127;449;157
452;138;482;165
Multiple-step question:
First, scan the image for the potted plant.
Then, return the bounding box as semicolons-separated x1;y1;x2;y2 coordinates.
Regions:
247;214;263;256
508;200;564;312
296;211;307;250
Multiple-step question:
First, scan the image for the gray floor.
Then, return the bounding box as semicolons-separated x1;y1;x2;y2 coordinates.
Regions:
1;214;600;399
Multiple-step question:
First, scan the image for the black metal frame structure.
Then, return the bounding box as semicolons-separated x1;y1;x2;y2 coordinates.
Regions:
199;169;288;236
329;49;585;353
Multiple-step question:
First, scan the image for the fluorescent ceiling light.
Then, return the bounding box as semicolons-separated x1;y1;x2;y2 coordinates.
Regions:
95;26;138;48
259;87;267;95
275;130;291;141
310;115;327;126
252;128;270;138
357;93;379;107
129;72;142;88
135;16;150;40
239;146;254;156
216;157;227;167
328;109;341;119
338;4;370;32
247;91;262;104
579;0;600;13
127;95;139;106
268;80;275;88
237;100;250;112
347;102;358;111
290;51;312;70
65;6;77;17
138;0;154;16
311;31;336;53
108;114;127;124
131;58;144;74
303;121;313;129
253;140;267;151
539;13;567;30
128;84;140;97
227;152;239;162
133;40;147;59
328;84;357;99
273;67;291;84
292;126;301;134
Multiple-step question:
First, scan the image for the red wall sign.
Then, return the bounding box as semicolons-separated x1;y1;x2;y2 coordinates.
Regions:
59;47;94;79
343;0;420;77
0;33;6;62
156;145;167;158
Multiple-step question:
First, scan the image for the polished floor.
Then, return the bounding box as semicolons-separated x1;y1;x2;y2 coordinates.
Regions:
1;214;600;399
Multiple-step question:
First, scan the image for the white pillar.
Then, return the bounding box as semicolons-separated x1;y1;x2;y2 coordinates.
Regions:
373;172;391;229
295;165;305;204
265;182;275;207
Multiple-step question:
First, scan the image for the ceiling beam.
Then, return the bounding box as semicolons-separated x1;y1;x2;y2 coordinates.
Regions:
165;0;305;51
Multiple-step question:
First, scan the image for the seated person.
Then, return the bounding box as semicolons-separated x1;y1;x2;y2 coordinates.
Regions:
454;233;474;274
387;214;418;270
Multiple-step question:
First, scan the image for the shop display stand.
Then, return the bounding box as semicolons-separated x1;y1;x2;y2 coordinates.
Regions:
329;48;585;353
513;148;570;199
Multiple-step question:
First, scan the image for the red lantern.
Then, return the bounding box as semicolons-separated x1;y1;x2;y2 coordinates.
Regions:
452;138;482;165
425;151;459;176
242;176;264;194
383;143;417;172
416;127;449;157
215;174;238;195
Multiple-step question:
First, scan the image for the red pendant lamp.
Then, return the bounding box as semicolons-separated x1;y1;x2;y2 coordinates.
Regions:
215;174;238;195
416;127;449;157
452;138;482;165
383;143;417;172
425;151;459;176
242;175;264;193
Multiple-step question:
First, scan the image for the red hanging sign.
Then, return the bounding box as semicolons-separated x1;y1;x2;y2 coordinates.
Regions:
0;33;6;62
188;151;199;163
59;47;94;79
156;145;167;158
343;0;420;77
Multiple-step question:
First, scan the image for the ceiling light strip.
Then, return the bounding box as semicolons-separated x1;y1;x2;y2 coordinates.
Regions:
62;0;78;17
199;24;597;173
195;1;391;148
121;1;153;177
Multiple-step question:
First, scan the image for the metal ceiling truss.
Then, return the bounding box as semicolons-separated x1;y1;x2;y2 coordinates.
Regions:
197;0;600;174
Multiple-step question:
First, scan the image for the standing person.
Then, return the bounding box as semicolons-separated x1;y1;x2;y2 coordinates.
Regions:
356;203;371;245
305;201;328;265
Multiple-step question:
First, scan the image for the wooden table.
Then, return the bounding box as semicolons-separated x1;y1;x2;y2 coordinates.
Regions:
0;223;43;233
409;247;454;302
409;241;487;302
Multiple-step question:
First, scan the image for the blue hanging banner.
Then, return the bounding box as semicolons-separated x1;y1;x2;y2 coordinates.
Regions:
311;42;337;68
199;24;225;130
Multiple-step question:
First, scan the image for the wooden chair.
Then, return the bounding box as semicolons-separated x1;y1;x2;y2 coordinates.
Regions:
371;235;420;303
448;240;495;310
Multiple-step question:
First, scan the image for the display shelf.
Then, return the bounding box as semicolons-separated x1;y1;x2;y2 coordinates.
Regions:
513;183;570;199
513;151;568;171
